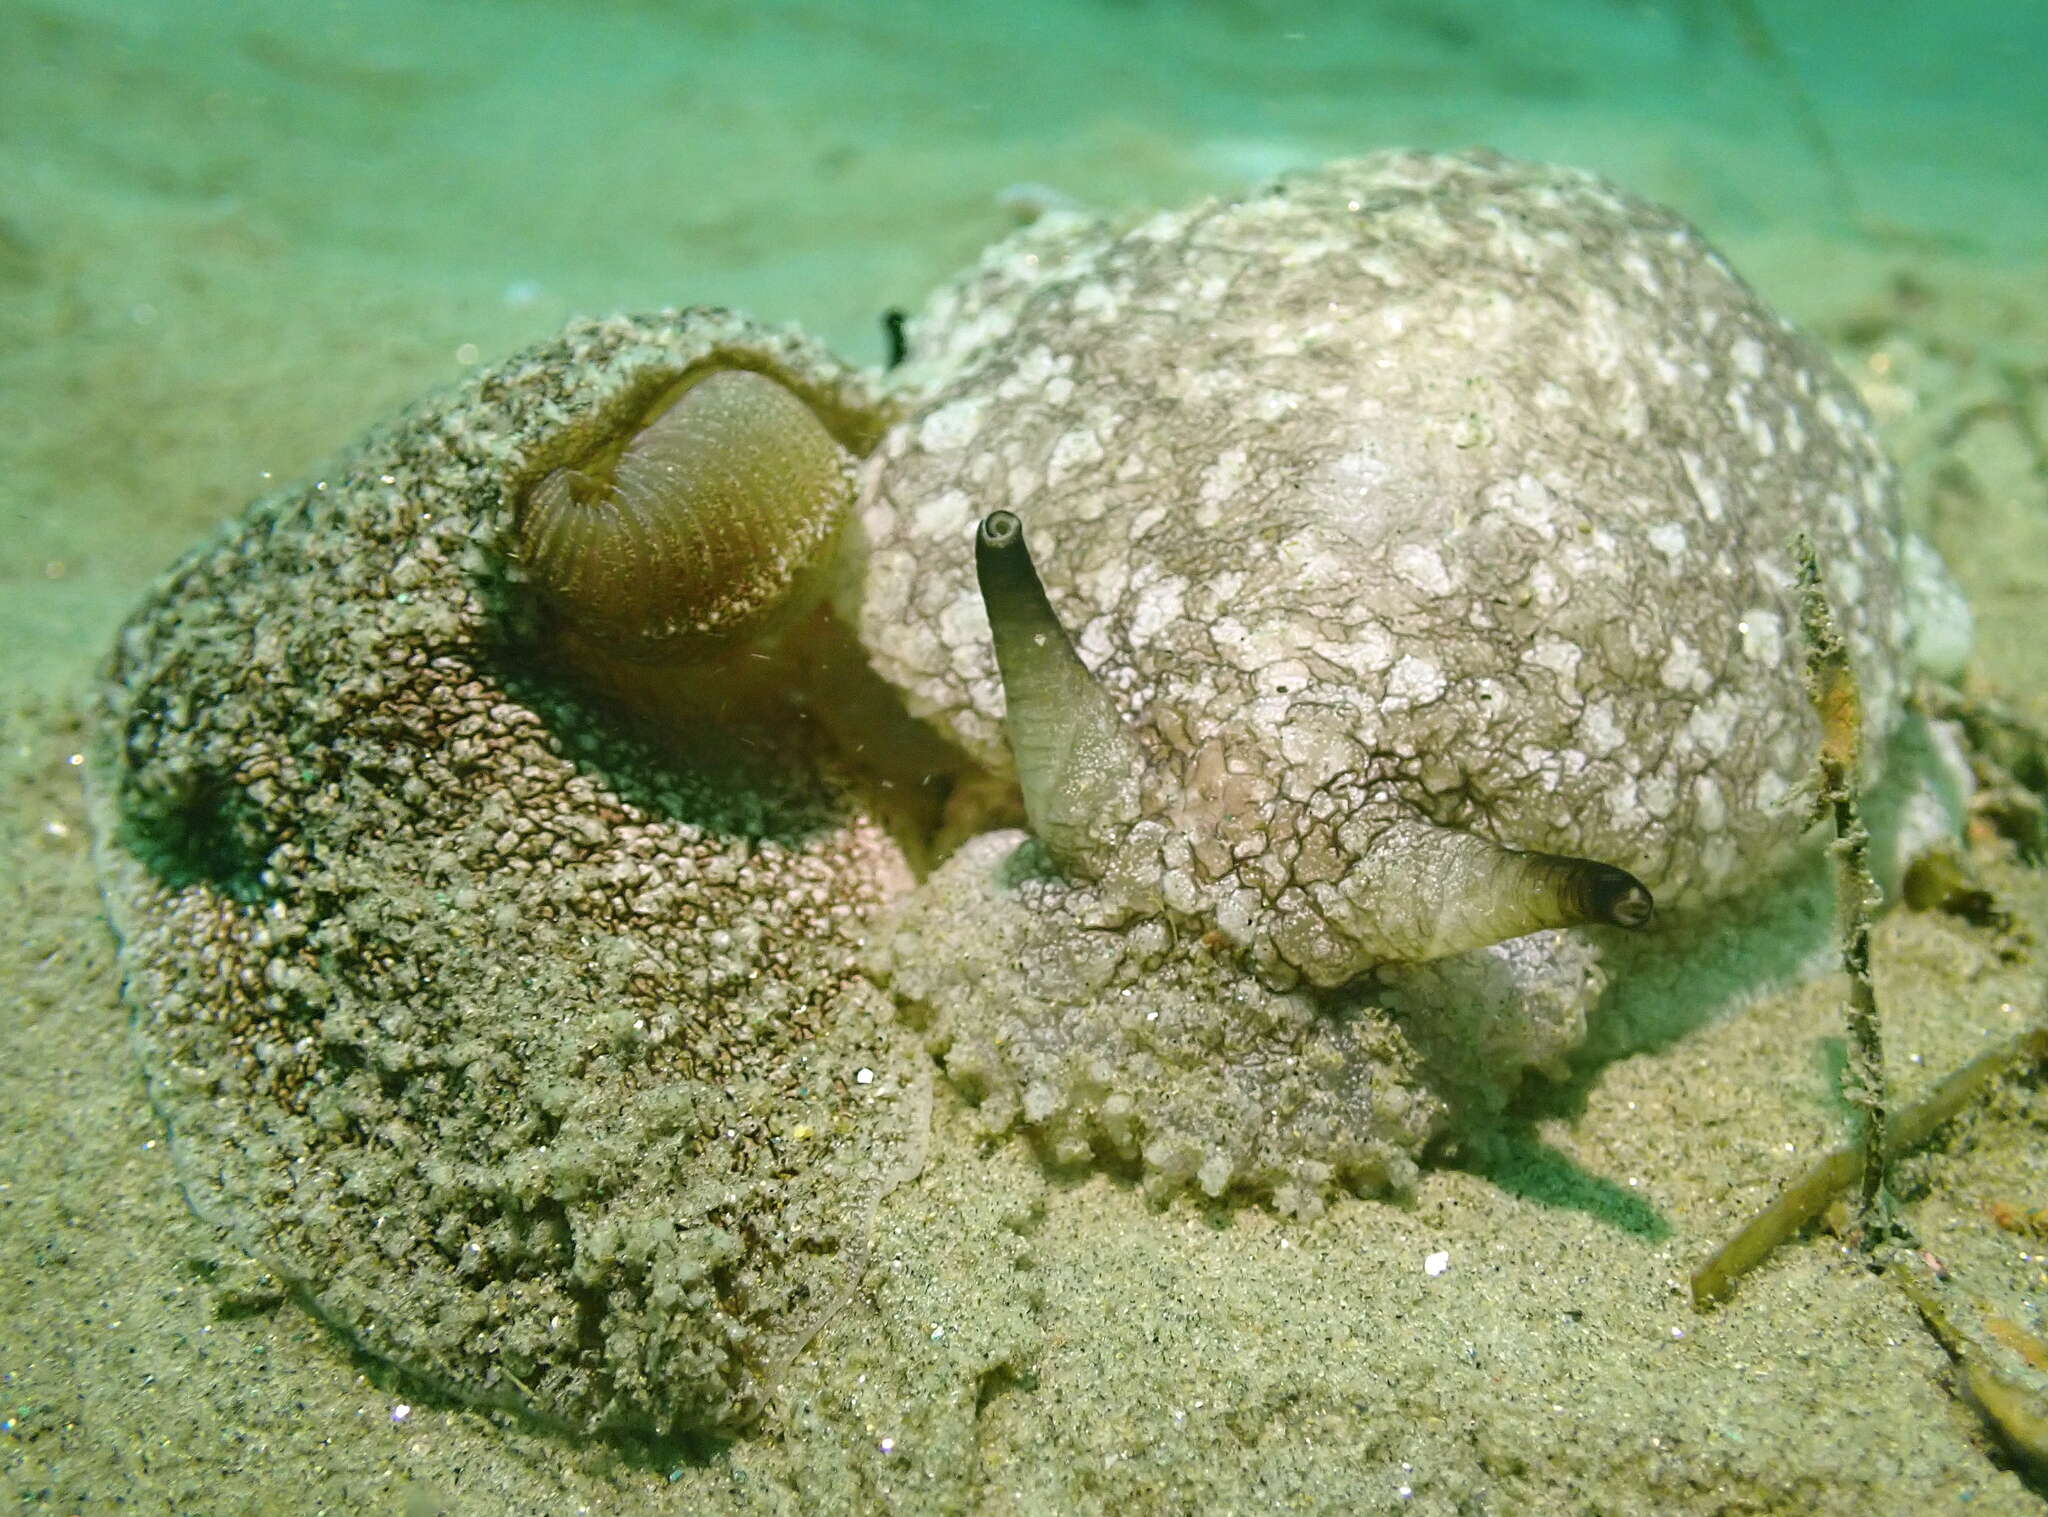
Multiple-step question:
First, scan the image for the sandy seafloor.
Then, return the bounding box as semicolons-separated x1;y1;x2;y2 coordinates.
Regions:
5;1;2048;1512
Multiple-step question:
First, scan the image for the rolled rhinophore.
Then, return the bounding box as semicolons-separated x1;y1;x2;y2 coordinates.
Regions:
518;365;853;662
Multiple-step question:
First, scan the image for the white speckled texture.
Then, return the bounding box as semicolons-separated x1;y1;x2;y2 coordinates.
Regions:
859;151;1949;1204
861;152;1916;959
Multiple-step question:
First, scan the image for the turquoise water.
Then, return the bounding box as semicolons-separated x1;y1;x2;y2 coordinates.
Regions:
9;0;2045;698
11;0;2047;354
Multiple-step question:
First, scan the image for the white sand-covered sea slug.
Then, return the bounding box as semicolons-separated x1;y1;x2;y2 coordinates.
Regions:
859;149;1961;1210
84;149;1960;1436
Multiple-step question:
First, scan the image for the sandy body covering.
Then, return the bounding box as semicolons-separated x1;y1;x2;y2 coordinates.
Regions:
86;312;925;1437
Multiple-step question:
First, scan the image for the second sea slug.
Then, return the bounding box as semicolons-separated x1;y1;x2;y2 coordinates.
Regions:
859;150;1960;1210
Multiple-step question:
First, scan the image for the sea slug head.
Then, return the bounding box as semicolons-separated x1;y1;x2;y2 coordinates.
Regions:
857;150;1915;993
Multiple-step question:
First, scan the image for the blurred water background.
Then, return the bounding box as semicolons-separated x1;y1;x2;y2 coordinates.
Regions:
4;0;2045;699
